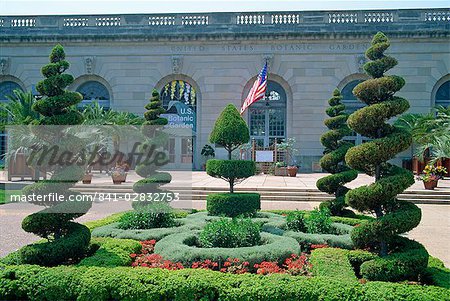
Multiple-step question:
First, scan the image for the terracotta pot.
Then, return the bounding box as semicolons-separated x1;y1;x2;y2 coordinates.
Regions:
82;174;93;184
423;180;437;190
112;174;127;184
287;166;298;177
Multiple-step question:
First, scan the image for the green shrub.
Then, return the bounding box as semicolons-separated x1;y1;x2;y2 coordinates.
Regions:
425;257;450;288
344;32;425;281
305;208;332;234
284;228;353;250
118;202;176;230
199;218;261;248
3;222;91;266
83;212;127;231
310;248;357;282
206;159;256;193
286;210;306;232
0;265;448;301
209;104;250;159
92;212;210;241
317;88;358;215
206;192;260;217
77;237;141;267
154;231;300;267
359;237;429;282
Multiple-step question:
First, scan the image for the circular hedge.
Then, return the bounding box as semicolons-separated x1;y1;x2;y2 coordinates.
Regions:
206;193;261;217
154;231;300;266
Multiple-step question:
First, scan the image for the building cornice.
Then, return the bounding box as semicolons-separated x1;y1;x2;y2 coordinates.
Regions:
1;8;449;43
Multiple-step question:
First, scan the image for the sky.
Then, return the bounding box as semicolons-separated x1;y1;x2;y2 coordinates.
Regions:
1;0;449;16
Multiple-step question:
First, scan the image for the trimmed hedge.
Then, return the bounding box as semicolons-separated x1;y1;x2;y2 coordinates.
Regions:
77;237;141;267
310;248;357;282
1;222;91;266
1;266;448;301
206;192;261;217
154;231;300;266
92;212;211;241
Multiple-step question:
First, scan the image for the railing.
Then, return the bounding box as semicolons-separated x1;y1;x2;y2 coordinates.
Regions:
0;9;448;30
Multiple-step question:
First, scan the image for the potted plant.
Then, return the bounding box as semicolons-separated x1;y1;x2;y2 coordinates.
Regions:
274;161;288;176
435;165;447;180
417;174;439;190
277;138;299;177
110;166;127;184
200;144;215;170
82;172;93;184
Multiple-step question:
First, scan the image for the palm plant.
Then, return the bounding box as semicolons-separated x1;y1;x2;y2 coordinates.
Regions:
0;89;39;128
395;105;450;161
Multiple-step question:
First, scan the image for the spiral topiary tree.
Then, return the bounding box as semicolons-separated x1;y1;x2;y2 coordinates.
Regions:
316;89;358;216
206;104;259;217
345;32;428;281
132;89;171;208
19;44;91;266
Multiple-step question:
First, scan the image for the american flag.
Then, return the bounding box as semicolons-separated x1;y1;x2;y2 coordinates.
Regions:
240;62;268;115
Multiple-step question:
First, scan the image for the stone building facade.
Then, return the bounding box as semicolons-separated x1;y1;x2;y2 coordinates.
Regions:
0;9;449;170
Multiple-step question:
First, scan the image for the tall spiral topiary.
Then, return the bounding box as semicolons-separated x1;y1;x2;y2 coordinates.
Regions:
316;89;358;216
19;44;91;266
132;89;171;208
345;32;428;281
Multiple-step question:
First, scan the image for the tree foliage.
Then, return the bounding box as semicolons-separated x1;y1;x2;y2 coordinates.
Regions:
344;32;428;281
316;89;358;215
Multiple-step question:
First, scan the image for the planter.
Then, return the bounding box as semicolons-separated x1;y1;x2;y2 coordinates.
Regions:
82;174;93;184
423;180;438;190
274;167;288;176
112;174;127;184
287;166;298;177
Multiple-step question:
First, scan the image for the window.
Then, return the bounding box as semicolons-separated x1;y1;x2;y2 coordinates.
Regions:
0;81;22;102
248;80;286;147
341;80;370;145
76;81;110;109
435;80;450;108
0;81;23;163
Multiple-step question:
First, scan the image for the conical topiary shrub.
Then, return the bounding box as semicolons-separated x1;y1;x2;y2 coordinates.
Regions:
206;104;259;217
18;44;91;266
132;89;171;208
316;89;358;216
345;32;428;281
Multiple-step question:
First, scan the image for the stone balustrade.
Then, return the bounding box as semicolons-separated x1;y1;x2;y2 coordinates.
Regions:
0;8;448;38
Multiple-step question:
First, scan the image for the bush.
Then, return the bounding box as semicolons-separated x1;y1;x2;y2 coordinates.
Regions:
305;208;332;234
92;212;209;241
199;218;261;248
77;237;141;267
2;222;91;266
209;104;250;159
286;210;306;232
206;159;256;193
207;193;260;217
359;237;429;282
310;248;357;282
118;202;176;230
154;231;300;267
1;265;448;301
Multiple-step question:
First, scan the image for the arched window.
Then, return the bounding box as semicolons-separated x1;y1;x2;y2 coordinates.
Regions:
160;80;197;165
435;80;450;108
0;81;23;102
341;80;370;145
248;80;286;147
76;81;110;109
